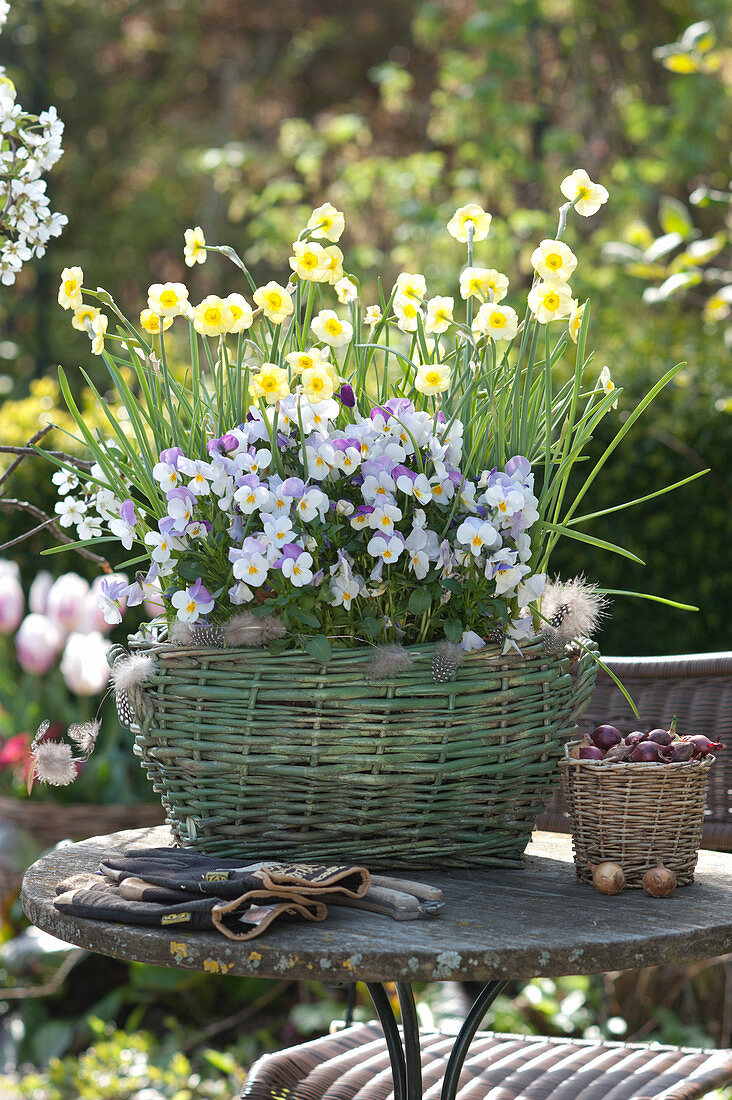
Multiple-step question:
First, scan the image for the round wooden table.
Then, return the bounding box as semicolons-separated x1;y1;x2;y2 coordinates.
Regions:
22;828;732;1100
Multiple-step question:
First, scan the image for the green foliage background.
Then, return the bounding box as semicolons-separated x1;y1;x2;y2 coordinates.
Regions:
0;0;730;655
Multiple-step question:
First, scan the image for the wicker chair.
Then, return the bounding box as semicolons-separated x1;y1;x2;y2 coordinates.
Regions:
242;1021;732;1100
537;651;732;850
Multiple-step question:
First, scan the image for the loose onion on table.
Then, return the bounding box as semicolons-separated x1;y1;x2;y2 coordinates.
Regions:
642;862;677;897
588;861;626;895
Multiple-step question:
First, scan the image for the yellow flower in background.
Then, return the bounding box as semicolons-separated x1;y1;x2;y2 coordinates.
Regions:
311;309;352;347
301;365;335;403
459;267;508;302
183;226;207;267
90;314;108;356
364;305;383;327
224;293;254;332
58;266;84;310
334;276;358;304
289;240;330;282
285;347;324;374
192;295;235;337
447;203;492;243
415;361;450;395
148;282;189;318
527;280;574;323
425;296;454;334
560;169;609;217
531;239;578;282
599;365;618;409
253;282;294;324
249;363;290;404
394;295;422;333
71;304;101;331
472;303;519;342
306;202;345;242
395;271;426;303
568;301;586;343
139;308;174;335
321;245;344;285
702;290;732;324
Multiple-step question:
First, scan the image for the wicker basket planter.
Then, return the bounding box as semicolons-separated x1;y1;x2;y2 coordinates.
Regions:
561;744;714;887
112;635;597;869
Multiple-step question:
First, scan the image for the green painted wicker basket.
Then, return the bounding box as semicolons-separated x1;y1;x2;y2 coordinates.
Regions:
111;634;597;868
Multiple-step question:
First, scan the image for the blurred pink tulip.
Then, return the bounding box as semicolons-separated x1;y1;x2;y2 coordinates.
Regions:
0;570;24;634
28;570;54;614
46;572;90;634
60;630;111;695
15;613;63;674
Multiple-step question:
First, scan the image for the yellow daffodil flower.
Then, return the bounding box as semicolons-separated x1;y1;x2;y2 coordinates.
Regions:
147;282;189;318
301;365;335;402
192;295;235;337
415;361;451;395
394;295;422;333
253;282;294;324
224;293;254;332
306;202;345;242
364;305;383;327
71;304;101;331
183;226;207;267
249;363;290;404
311;309;352;347
58;266;84;311
531;239;578;282
288;240;331;282
320;244;344;285
447;203;492;243
425;296;454;334
568;301;586;343
334;276;358;304
395;271;426;303
459;267;508;302
472;303;519;341
560;169;609;217
139;309;174;335
285;348;324;374
527;280;574;323
90;314;108;356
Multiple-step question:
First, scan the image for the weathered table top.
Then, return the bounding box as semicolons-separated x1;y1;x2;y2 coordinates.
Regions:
21;827;732;983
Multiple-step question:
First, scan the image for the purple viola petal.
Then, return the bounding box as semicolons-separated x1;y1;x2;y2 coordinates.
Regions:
167;486;196;507
448;470;463;486
119;498;136;526
332;437;360;452
189;578;213;603
158;516;177;535
281;476;306;498
354;504;375;516
237;472;260;489
124;581;144;607
369;405;389;422
101;576;127;599
392;464;414;482
505;455;531;480
280;542;303;559
338;383;356;408
312;569;325;585
160;447;183;467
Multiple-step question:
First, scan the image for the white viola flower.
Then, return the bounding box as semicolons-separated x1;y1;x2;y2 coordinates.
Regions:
296;488;329;522
517;573;547;608
334;498;353;516
429;477;454;506
305;442;336;481
236;447;272;478
459;481;478;512
144;523;180;565
229;581;255;605
95;575;128;625
456;516;501;556
261;514;294;547
166;489;196;531
108;498;137;551
405;527;430;579
52;468;79;495
333;446;361;476
153;461;180;491
368;502;402;536
483;483;525;526
232;552;269;587
178;457;213;496
281;550;314;588
361;469;396;504
330;573;360;610
367;533;405;565
397;471;433;504
515;531;532;563
234;480;273;515
54;496;87;527
460;630;486;653
299;398;341;435
185;520;209;539
171;579;215;623
489;550;531;596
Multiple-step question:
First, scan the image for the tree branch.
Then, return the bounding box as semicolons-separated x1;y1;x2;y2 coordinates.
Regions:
0;498;112;571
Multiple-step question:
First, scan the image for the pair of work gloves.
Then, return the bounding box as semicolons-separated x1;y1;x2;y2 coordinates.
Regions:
54;848;444;941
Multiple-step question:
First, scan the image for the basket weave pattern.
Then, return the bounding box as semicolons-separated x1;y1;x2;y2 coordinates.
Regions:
114;635;597;868
561;747;713;887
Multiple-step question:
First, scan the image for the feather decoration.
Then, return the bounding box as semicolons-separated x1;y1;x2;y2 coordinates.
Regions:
111;654;155;693
223;612;287;647
540;576;608;649
431;641;464;683
366;644;414;680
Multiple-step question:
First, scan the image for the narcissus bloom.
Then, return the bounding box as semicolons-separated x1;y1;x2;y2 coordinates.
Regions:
447;203;492;243
394;295;422;333
321;245;344;284
306;202;345;242
472;303;519;341
568;301;586;343
289;239;331;282
395;272;426;302
253;282;294;324
90;314;108;355
301;365;335;403
459;267;508;302
183;226;207;267
249;363;290;404
139;309;173;335
364;305;382;326
224;293;253;332
598;365;618;408
192;295;235;337
285;347;325;374
560;169;609;217
415;362;450;395
311;309;352;347
148;282;189;318
425;296;454;334
531;239;578;282
58;266;83;310
334;276;358;304
527;280;573;323
71;304;101;331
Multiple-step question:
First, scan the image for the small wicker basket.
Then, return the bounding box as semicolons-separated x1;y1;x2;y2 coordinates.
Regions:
561;743;714;887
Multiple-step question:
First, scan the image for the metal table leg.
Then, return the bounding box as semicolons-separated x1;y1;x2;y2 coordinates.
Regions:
365;980;507;1100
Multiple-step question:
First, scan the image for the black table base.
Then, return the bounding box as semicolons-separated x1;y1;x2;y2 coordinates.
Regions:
365;981;508;1100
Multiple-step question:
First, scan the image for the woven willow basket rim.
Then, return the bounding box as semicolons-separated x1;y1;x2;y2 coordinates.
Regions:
561;740;715;774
